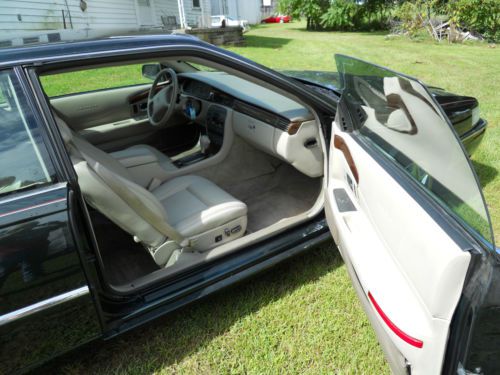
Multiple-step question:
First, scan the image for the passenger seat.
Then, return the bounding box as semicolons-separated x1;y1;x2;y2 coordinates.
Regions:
53;114;248;266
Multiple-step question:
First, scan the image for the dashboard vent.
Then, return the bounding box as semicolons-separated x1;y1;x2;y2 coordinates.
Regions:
275;117;290;132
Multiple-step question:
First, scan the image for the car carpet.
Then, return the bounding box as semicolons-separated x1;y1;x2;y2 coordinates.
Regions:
89;209;160;286
197;136;321;233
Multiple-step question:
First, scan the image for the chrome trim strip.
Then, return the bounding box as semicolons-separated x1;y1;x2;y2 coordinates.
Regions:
0;197;66;219
0;182;67;205
0;286;89;327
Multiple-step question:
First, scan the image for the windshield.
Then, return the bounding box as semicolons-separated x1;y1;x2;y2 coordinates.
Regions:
335;54;494;249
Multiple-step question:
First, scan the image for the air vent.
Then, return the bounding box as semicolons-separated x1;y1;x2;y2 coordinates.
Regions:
356;107;367;123
275;117;290;132
341;116;349;131
23;36;39;45
47;33;61;43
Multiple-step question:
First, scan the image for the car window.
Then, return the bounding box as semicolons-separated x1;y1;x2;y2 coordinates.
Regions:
336;55;494;248
40;63;152;97
0;70;56;196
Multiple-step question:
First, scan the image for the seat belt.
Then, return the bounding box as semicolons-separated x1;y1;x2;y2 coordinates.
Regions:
71;138;187;245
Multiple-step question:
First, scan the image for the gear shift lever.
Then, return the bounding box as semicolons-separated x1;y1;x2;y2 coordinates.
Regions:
200;135;211;154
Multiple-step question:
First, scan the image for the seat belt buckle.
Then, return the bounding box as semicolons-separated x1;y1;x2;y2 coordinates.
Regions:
147;177;162;191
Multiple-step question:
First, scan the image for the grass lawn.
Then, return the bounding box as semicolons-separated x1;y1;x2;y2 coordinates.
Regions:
41;22;498;374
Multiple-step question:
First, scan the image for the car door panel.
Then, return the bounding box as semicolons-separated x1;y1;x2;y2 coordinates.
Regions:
50;84;199;154
325;56;494;375
0;68;101;373
50;85;155;148
326;132;470;374
51;84;149;132
0;184;102;374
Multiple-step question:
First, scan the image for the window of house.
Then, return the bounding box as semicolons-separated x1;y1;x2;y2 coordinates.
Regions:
0;70;55;196
193;0;200;8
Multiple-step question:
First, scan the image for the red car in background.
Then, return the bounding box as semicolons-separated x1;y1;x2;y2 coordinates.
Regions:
261;14;291;23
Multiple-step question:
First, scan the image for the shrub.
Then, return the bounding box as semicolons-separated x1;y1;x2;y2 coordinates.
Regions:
320;0;360;31
448;0;500;42
320;0;390;32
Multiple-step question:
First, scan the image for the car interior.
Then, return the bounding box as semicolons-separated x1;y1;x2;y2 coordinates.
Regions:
39;58;327;289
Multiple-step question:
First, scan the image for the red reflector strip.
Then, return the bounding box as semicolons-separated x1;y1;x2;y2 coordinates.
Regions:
368;291;424;349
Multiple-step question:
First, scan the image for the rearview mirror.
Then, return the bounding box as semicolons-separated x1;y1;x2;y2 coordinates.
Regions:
142;63;161;80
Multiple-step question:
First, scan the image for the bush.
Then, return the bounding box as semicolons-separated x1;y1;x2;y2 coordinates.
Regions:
320;0;359;31
320;0;390;31
393;1;427;38
448;0;500;42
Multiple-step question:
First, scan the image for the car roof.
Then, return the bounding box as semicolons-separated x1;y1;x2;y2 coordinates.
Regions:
0;34;205;68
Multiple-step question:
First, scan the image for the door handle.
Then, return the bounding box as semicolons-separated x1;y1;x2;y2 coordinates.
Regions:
304;138;317;148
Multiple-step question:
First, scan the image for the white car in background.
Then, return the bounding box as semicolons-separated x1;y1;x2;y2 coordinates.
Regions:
211;15;250;32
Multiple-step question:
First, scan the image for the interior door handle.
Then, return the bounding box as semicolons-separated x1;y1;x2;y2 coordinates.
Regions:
304;138;318;148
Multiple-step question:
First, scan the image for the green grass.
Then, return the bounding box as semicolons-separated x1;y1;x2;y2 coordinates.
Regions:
40;64;151;97
40;22;499;374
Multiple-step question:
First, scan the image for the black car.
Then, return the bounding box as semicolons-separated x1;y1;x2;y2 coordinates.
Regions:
0;35;497;375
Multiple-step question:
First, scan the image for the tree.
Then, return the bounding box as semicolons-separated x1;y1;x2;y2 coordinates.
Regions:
278;0;330;30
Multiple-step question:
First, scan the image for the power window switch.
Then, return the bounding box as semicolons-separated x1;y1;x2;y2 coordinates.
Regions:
215;235;222;243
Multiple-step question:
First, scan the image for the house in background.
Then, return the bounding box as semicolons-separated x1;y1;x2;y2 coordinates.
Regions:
0;0;211;46
210;0;278;25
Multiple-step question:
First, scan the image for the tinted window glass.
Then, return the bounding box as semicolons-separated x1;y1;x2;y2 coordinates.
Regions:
0;70;55;196
335;55;494;247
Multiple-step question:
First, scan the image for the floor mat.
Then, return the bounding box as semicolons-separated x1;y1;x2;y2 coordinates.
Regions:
90;211;159;286
224;163;321;232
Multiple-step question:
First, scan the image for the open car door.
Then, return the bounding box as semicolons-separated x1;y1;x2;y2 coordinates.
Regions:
324;55;497;375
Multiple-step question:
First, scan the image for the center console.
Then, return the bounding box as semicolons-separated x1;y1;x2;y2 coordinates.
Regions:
206;105;227;151
174;104;227;168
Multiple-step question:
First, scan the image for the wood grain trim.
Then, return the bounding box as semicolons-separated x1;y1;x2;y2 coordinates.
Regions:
334;134;359;184
287;121;303;135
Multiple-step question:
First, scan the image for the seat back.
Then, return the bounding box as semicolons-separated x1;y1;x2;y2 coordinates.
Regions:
54;115;182;247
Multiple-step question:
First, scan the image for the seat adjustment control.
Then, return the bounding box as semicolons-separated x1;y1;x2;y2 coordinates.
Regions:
231;225;242;234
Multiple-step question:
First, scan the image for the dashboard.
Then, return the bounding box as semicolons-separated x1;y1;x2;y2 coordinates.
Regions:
179;71;313;120
178;71;323;178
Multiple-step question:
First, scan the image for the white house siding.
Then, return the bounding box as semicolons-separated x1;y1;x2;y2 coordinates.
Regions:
153;0;181;27
235;1;261;24
0;0;214;46
153;0;212;29
0;0;141;35
210;0;270;25
182;0;211;28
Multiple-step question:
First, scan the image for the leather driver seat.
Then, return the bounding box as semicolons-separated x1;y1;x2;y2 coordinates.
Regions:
54;115;247;267
111;144;177;174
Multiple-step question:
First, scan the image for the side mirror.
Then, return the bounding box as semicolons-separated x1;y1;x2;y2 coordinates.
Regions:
142;63;161;80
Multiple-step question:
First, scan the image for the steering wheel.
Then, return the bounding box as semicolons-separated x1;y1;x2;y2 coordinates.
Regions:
147;68;179;126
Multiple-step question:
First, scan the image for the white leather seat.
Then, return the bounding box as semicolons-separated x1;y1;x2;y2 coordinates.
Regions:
152;175;247;238
54;115;247;266
111;144;177;173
